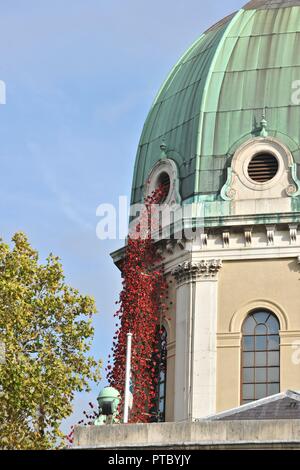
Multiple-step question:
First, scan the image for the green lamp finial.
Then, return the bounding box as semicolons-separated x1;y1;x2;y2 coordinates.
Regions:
260;110;268;137
160;140;167;159
94;386;121;426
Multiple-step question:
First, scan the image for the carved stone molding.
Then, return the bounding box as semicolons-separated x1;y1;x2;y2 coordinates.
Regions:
172;260;222;284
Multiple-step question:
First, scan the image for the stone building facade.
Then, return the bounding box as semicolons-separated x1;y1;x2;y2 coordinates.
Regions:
111;0;300;423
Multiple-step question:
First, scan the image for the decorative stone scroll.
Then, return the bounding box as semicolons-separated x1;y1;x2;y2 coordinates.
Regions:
172;260;222;284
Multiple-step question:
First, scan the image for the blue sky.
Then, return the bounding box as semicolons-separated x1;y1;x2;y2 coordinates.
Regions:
0;0;243;432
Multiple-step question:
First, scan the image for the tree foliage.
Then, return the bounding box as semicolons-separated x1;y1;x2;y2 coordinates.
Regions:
0;233;101;449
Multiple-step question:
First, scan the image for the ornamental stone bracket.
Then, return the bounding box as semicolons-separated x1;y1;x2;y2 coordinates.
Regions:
222;230;230;248
201;233;208;248
289;224;298;245
244;227;253;247
155;238;187;258
266;225;275;246
189;224;299;251
172;260;222;284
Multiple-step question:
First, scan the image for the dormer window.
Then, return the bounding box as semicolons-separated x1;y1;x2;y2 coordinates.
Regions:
221;137;300;201
145;159;181;206
156;172;171;203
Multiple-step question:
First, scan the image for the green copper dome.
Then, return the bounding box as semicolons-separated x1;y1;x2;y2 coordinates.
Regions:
131;0;300;206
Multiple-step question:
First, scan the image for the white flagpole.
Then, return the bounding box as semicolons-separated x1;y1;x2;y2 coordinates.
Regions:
123;332;132;424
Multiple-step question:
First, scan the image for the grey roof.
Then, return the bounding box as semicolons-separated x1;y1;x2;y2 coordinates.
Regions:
244;0;300;9
207;391;300;421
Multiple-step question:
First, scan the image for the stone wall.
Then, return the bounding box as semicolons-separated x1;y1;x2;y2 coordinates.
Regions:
73;420;300;450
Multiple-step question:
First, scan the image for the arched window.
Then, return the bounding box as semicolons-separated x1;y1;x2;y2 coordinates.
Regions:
151;326;167;422
242;310;280;404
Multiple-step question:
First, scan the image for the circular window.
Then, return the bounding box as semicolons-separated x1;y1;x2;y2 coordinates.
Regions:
156;172;170;203
248;153;279;183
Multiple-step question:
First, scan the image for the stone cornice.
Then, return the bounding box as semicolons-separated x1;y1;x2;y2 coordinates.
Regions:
111;223;300;272
172;260;222;284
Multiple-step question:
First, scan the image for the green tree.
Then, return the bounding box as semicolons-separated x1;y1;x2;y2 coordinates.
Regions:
0;233;101;449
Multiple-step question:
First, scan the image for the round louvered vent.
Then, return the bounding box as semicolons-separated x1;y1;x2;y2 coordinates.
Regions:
248;153;279;183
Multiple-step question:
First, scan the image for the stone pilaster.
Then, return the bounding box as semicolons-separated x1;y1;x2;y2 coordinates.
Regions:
172;259;222;421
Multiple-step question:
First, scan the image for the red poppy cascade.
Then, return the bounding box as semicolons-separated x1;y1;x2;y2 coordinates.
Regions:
107;185;169;423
